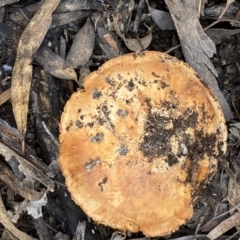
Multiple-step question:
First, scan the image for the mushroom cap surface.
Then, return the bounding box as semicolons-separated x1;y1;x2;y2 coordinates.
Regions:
59;51;227;237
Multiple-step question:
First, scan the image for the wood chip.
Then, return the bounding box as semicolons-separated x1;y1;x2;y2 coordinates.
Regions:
0;88;11;106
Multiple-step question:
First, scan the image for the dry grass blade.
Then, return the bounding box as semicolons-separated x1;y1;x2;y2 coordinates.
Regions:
0;194;37;240
11;0;60;137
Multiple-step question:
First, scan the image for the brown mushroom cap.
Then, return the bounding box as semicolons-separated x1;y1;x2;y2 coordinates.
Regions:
59;51;227;237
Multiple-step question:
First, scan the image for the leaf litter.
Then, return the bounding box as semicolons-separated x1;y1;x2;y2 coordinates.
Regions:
11;0;60;139
1;0;240;239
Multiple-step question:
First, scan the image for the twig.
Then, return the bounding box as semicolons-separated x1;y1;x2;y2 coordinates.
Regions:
200;202;240;231
225;231;240;240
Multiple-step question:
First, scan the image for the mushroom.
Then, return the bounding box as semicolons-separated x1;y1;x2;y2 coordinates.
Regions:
59;51;227;237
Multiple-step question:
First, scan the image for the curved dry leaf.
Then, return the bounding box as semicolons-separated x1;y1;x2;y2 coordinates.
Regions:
34;45;77;80
124;33;152;51
65;17;95;68
113;16;152;51
146;0;175;30
11;0;60;136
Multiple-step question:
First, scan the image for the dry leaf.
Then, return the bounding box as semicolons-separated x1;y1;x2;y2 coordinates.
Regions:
207;211;240;239
7;199;28;223
0;0;19;7
113;16;152;51
204;3;238;19
9;1;44;28
0;141;54;198
65;17;95;68
0;195;37;240
55;0;103;13
205;28;240;45
165;0;232;121
53;232;69;240
0;156;43;201
34;45;77;80
228;178;240;209
51;11;90;28
11;0;60;137
146;0;175;30
2;229;20;240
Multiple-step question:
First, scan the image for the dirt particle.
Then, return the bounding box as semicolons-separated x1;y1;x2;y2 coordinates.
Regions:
75;119;83;128
152;72;160;78
116;109;128;118
160;81;169;89
118;145;128;156
90;133;104;143
92;88;102;99
127;80;135;91
98;177;108;192
165;155;179;167
84;158;100;172
66;120;73;131
105;78;115;86
87;122;94;128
